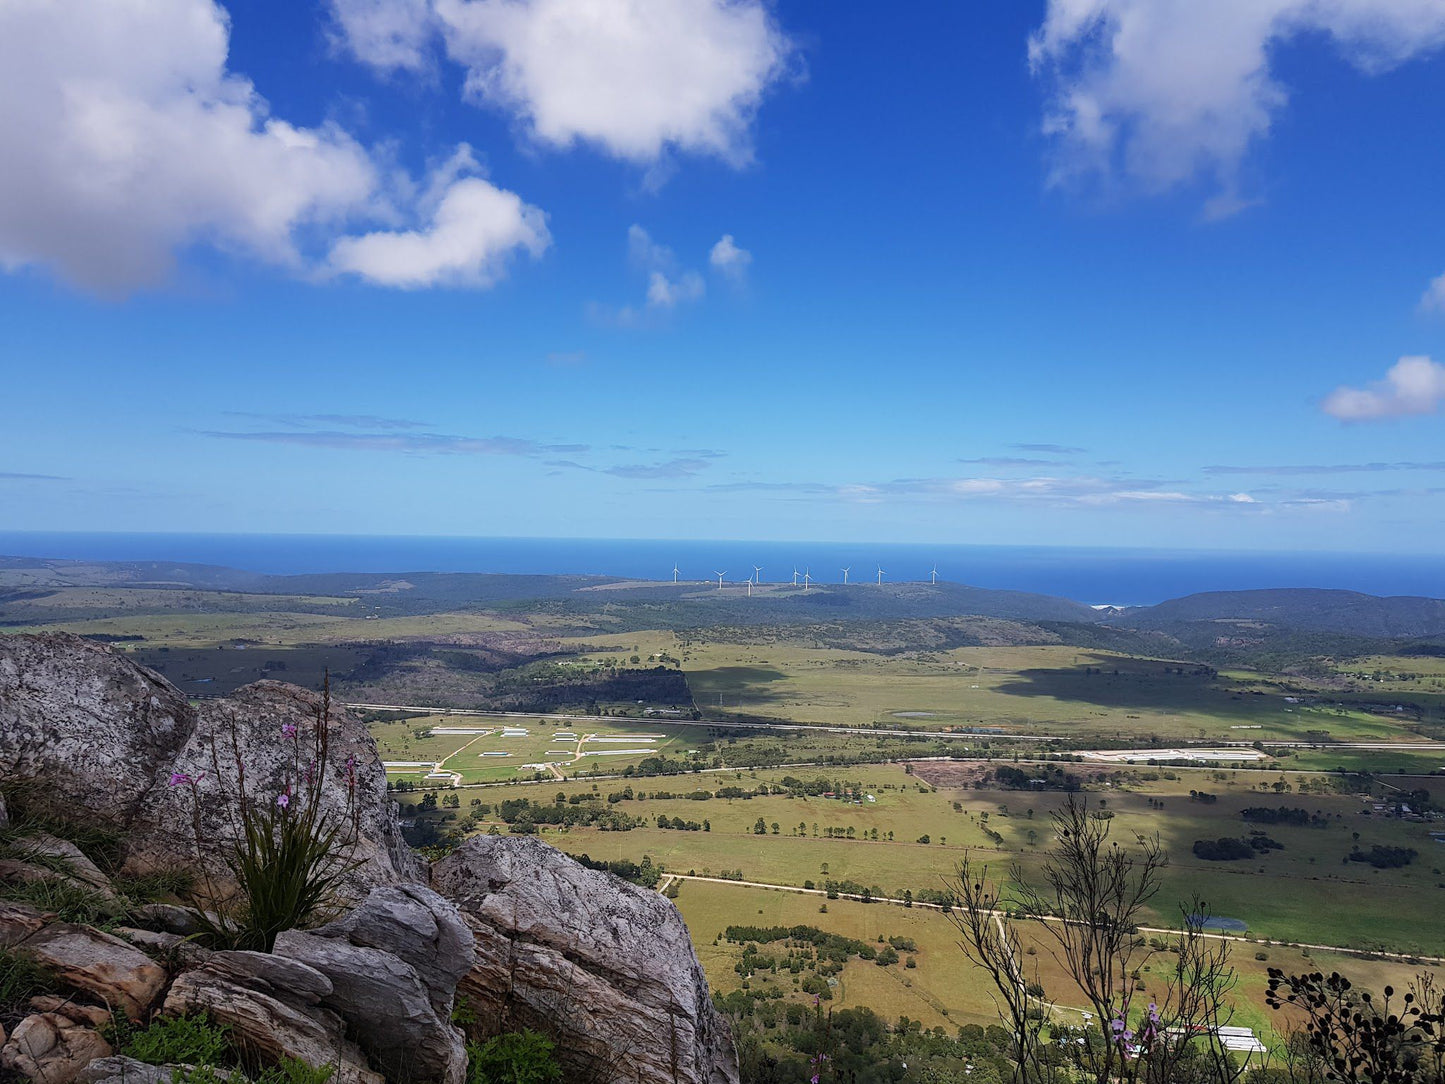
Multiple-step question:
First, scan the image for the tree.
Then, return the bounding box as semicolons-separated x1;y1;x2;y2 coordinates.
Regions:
754;817;767;835
947;794;1255;1084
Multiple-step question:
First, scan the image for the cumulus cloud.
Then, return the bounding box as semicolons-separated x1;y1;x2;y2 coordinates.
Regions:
1030;0;1445;209
0;0;550;295
329;147;549;288
431;0;792;165
327;0;435;72
709;234;752;280
1322;355;1445;421
646;270;705;307
0;0;381;293
1420;272;1445;312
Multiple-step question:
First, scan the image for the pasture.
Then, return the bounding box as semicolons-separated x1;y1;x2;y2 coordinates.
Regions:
511;762;1445;956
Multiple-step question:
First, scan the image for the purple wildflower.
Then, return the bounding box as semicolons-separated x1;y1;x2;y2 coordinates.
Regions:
281;723;298;739
169;771;192;787
276;791;290;809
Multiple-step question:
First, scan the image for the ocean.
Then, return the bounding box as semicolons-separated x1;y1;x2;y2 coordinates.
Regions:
1;532;1440;607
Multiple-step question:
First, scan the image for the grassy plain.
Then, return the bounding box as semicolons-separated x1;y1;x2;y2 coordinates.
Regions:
675;877;1436;1043
373;714;696;783
511;763;1445;956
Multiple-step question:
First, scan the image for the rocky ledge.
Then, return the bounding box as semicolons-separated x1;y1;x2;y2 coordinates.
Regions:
0;633;739;1084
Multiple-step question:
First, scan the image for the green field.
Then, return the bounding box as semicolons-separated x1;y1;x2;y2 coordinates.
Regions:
494;763;1445;957
675;877;1437;1042
372;714;696;784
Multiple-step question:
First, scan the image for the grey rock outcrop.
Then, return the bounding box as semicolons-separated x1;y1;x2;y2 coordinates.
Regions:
164;958;380;1084
271;885;472;1084
432;836;740;1084
0;635;195;825
0;634;420;889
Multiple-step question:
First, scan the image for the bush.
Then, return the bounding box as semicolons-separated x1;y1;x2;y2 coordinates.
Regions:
119;1013;234;1068
465;1031;562;1084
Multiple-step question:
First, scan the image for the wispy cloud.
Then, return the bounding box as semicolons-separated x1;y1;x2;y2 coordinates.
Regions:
203;430;586;457
223;411;432;430
959;456;1062;467
1204;461;1445;476
0;471;68;481
1010;443;1086;455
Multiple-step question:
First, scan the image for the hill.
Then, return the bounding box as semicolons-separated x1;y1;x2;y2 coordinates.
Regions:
1121;588;1445;639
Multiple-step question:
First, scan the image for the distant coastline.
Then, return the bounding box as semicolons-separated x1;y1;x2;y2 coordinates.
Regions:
1;532;1439;607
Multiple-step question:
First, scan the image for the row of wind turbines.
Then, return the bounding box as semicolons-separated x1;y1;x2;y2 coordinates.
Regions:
670;563;941;591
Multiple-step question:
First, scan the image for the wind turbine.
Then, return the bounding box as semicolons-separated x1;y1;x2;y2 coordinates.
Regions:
746;575;753;598
841;567;850;584
753;565;763;585
802;567;812;592
929;564;938;586
876;566;886;586
672;563;680;584
714;571;726;590
791;566;800;586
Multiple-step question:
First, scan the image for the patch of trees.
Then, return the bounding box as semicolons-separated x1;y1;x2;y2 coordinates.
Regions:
1189;789;1219;803
993;765;1081;791
494;797;644;832
1242;806;1329;827
572;853;662;888
1192;837;1257;861
1348;844;1418;869
655;814;707;831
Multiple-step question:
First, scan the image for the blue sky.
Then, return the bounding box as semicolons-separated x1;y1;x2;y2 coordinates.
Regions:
3;0;1445;553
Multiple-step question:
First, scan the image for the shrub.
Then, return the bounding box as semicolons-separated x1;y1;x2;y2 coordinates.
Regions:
465;1031;562;1084
120;1013;234;1068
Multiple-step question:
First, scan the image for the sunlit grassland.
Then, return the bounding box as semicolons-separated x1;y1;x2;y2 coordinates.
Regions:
372;713;697;783
519;763;1445;956
673;878;1437;1041
671;639;1412;744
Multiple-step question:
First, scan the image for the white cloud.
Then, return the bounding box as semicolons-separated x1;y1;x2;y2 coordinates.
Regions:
628;223;674;269
1322;355;1445;420
646;270;705;308
709;234;752;280
327;0;435;73
329;146;548;288
432;0;792;165
0;0;382;293
1420;272;1445;312
1030;0;1445;209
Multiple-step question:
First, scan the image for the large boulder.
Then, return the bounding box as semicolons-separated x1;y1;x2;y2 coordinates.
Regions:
432;836;739;1084
0;635;194;824
270;886;472;1084
164;959;380;1084
0;635;420;890
14;924;167;1022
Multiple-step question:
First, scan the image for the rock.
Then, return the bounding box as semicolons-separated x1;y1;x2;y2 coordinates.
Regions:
80;1056;238;1084
13;833;114;894
27;997;112;1030
164;967;380;1084
0;634;196;825
0;860;119;911
306;884;473;1018
203;950;333;1004
0;901;53;947
432;836;739;1084
109;927;210;969
0;635;419;892
16;924;167;1021
0;1012;112;1084
273;929;467;1084
128;903;211;937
